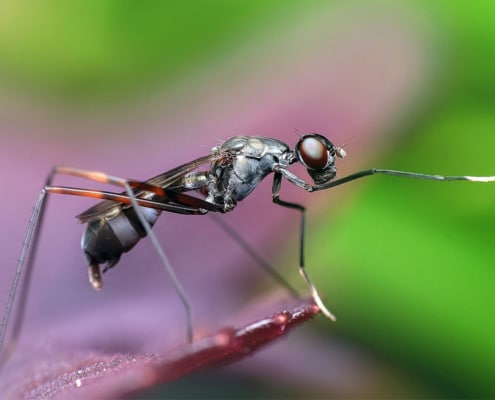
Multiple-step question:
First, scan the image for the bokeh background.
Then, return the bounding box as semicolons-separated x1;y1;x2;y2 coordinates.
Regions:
0;1;494;398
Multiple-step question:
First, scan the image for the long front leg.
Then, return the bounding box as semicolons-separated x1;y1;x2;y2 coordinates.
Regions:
271;172;336;321
312;168;495;191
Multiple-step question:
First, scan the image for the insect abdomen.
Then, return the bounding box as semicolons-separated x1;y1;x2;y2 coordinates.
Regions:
81;207;161;270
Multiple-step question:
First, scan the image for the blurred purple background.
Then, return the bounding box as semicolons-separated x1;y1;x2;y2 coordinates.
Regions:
3;2;492;398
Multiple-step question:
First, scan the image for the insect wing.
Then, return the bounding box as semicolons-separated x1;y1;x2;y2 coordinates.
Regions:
144;153;216;189
76;153;218;223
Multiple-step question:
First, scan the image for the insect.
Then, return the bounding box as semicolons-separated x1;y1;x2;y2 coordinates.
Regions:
1;133;494;361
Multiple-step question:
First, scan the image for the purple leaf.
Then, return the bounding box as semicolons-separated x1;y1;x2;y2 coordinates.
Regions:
0;299;319;399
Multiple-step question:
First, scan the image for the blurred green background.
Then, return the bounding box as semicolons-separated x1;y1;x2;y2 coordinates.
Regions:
1;0;494;398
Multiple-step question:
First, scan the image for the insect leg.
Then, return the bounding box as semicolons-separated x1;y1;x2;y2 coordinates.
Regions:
271;172;336;321
312;168;495;191
0;167;194;364
208;214;299;297
51;166;194;342
47;186;209;215
0;167;60;364
119;180;194;341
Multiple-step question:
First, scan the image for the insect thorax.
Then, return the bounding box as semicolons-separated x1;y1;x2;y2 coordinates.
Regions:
207;136;294;209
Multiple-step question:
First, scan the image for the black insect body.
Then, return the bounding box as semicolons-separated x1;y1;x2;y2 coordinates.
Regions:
1;133;493;360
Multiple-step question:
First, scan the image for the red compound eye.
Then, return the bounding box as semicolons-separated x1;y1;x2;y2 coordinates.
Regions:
297;136;328;170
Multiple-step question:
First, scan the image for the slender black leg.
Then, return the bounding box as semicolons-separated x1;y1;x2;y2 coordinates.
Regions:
312;168;495;191
209;214;299;297
271;173;336;321
0;167;59;365
119;180;193;342
0;166;196;365
53;166;195;343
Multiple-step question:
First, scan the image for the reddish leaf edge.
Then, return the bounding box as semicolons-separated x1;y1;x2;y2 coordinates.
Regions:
123;299;320;398
6;299;319;399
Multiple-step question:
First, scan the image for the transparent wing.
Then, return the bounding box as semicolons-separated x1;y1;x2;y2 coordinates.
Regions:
76;153;218;223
